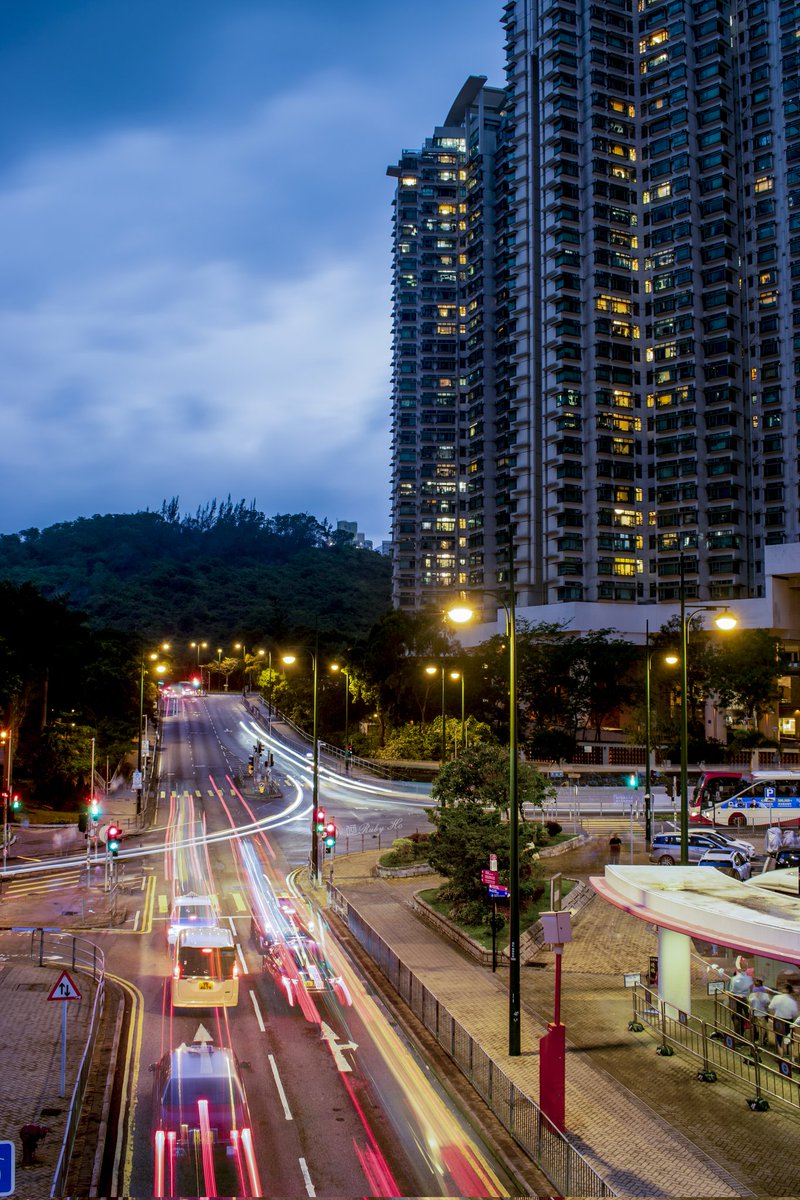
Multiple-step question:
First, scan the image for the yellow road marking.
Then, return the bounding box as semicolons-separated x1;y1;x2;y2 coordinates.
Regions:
158;893;168;914
231;891;247;913
139;874;155;934
106;972;145;1197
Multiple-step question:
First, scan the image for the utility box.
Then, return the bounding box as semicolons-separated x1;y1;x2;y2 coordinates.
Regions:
540;910;573;945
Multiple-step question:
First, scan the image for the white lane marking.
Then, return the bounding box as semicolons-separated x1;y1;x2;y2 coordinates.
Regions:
133;910;140;932
236;942;248;975
299;1157;316;1197
268;1053;293;1120
227;915;237;932
249;989;265;1032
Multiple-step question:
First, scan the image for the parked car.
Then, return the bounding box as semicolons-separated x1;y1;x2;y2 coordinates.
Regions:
649;830;754;865
773;847;800;869
697;847;752;880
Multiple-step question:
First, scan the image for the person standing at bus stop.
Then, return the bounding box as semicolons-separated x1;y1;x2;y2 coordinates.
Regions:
728;966;753;1036
608;832;622;865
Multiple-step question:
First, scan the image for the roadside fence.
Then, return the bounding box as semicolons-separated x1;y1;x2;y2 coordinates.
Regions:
327;885;614;1197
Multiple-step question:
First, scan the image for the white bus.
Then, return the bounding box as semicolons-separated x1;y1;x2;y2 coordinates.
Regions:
172;927;239;1008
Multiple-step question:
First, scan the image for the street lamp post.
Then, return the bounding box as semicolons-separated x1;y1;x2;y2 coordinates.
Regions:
677;552;737;864
190;641;208;689
283;643;320;882
425;665;447;763
450;670;465;755
448;570;520;1057
1;727;11;873
331;664;350;748
137;645;169;815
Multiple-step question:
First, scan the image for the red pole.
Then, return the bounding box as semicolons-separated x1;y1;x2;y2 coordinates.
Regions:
554;946;563;1025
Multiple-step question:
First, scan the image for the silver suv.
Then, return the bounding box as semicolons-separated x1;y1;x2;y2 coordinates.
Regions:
648;830;754;865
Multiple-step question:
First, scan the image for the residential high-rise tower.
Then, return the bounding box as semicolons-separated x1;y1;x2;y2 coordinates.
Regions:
388;0;800;624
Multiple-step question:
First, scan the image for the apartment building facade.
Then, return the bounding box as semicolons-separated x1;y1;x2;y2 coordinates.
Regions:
388;0;800;626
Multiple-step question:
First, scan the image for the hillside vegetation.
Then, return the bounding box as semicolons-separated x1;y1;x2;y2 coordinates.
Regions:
0;498;391;642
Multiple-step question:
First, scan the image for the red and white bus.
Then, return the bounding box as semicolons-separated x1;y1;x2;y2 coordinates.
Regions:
690;769;800;829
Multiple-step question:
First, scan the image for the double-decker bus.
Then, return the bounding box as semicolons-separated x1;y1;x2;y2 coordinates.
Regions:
172;927;239;1008
690;769;800;829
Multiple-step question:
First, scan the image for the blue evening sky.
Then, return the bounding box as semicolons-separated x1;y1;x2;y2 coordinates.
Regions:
0;1;505;545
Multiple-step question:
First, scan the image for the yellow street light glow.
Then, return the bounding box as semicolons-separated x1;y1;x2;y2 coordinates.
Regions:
714;614;737;632
425;665;437;676
155;664;167;675
331;663;340;672
447;605;474;624
282;654;297;666
449;670;461;681
664;654;679;666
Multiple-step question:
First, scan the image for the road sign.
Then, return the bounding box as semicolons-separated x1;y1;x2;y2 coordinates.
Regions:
488;884;510;899
132;769;143;789
489;854;498;872
765;786;775;800
47;970;82;1001
481;869;499;885
0;1141;13;1197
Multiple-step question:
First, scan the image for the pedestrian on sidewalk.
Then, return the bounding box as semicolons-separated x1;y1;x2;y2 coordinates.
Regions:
782;826;798;850
748;978;770;1044
768;983;799;1053
727;966;753;1036
608;832;622;865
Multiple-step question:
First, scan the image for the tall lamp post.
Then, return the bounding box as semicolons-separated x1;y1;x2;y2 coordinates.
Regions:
137;645;169;815
282;643;320;882
448;577;520;1057
677;552;737;864
450;669;465;755
190;640;208;689
330;663;350;747
425;665;447;763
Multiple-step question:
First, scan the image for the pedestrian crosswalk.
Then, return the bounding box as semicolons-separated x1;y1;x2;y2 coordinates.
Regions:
2;866;84;897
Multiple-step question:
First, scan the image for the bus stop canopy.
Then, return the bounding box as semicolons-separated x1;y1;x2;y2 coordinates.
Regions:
590;866;800;964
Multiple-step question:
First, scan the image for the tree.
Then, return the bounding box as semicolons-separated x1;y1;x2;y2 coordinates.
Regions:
431;743;556;815
705;628;781;727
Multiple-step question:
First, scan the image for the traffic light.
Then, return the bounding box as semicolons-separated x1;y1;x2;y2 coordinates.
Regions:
627;773;639;789
107;825;122;857
78;812;88;833
324;821;336;851
256;741;264;754
10;794;21;813
247;756;254;776
0;790;7;806
89;798;100;820
314;808;326;833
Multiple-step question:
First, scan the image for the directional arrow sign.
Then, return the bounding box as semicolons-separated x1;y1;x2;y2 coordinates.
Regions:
481;869;499;885
193;1023;214;1044
320;1021;358;1073
47;970;82;1001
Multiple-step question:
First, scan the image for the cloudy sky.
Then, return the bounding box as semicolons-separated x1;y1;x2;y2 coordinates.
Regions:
0;2;505;545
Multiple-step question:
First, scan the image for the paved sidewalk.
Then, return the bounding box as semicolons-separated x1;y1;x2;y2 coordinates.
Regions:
0;935;101;1199
329;849;800;1198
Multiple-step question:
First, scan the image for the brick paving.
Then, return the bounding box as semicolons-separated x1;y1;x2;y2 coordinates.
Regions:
330;847;800;1198
0;938;100;1199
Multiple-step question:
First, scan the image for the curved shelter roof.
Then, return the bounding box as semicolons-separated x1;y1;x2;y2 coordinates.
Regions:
590;866;800;964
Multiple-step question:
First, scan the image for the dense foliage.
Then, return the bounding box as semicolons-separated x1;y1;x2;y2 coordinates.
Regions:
0;499;391;643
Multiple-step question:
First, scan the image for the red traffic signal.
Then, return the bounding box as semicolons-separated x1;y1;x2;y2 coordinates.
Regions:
324;821;337;849
10;794;21;811
106;824;122;841
314;807;326;833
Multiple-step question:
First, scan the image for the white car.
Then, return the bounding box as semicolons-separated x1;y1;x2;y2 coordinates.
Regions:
166;893;217;946
698;848;752;881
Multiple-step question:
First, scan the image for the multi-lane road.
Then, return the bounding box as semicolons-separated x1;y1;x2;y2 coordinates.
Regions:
90;692;516;1198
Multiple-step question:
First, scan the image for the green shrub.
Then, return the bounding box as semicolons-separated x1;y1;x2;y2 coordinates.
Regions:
546;820;562;836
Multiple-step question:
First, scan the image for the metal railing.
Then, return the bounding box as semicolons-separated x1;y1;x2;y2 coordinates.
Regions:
630;984;800;1113
327;886;614;1197
11;929;107;1198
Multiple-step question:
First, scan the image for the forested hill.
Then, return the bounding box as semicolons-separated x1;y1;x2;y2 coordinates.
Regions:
0;499;391;642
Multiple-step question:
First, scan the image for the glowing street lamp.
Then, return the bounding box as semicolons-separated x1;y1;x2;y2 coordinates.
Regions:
282;646;320;882
677;551;737;864
448;583;521;1057
424;665;447;763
